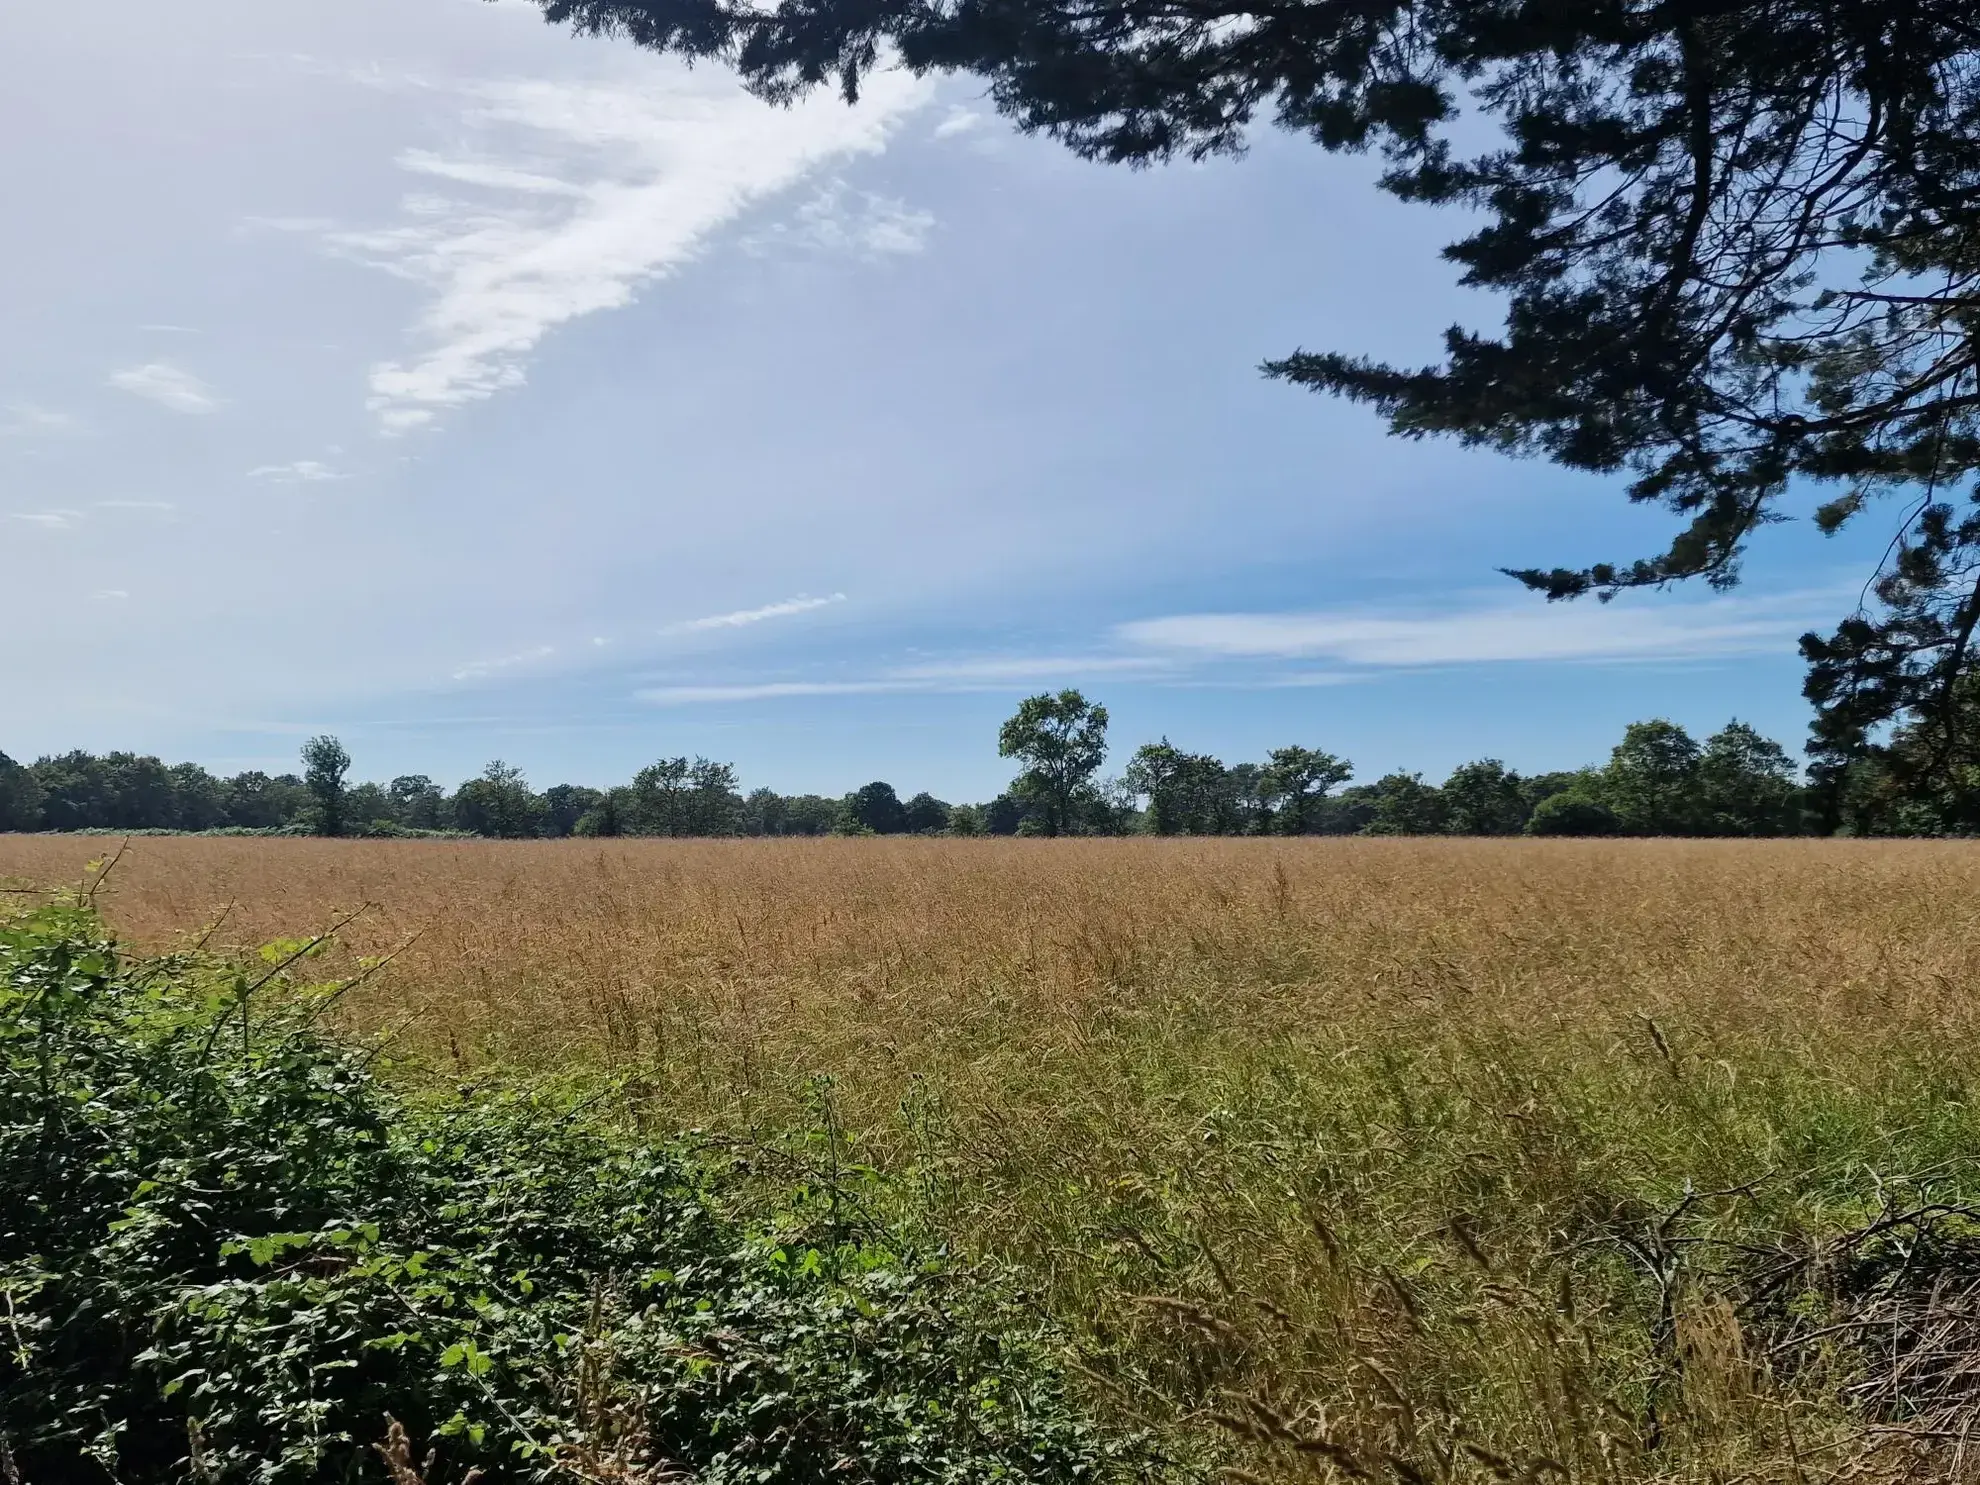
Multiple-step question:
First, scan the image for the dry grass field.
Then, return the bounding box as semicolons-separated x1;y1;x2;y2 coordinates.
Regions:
8;833;1980;1483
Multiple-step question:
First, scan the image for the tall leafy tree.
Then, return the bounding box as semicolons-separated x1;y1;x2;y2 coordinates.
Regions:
535;0;1980;779
1125;741;1234;835
1261;746;1353;835
1697;721;1802;836
0;751;43;832
300;736;352;838
389;775;448;831
848;781;909;835
453;760;547;839
998;690;1109;837
1359;773;1449;836
1440;759;1529;836
903;791;952;834
540;784;604;838
1604;720;1703;836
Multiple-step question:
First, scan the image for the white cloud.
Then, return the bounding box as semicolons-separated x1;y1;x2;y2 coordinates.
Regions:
91;589;130;601
1;404;83;437
639;652;1167;705
310;66;934;432
95;499;176;512
248;460;346;483
452;644;555;681
9;509;85;529
932;107;987;140
747;183;935;259
888;654;1168;682
639;679;917;704
673;592;847;632
1118;591;1834;668
107;362;221;414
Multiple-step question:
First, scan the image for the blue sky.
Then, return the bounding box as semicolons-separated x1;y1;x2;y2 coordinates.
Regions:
1;0;1891;799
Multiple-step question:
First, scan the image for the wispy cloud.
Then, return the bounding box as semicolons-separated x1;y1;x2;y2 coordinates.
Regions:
638;679;918;705
248;460;346;483
672;593;848;633
888;654;1168;682
94;499;176;512
1117;591;1835;668
453;644;555;681
9;509;85;529
746;183;934;259
638;652;1167;705
107;362;221;414
91;589;130;601
932;107;988;140
1;404;83;438
304;67;933;432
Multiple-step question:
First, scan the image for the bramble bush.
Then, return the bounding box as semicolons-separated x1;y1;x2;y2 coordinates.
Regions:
0;898;1142;1484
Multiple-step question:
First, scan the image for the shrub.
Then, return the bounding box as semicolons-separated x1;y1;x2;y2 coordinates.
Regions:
1524;791;1621;836
0;900;1140;1484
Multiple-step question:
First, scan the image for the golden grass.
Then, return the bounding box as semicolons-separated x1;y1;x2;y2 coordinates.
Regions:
9;833;1980;1482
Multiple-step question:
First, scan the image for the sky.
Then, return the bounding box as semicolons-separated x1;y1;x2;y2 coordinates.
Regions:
0;0;1897;799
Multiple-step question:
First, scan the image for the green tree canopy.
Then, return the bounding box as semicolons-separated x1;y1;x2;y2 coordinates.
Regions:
849;781;909;835
452;760;547;839
903;791;952;834
1697;721;1802;836
533;0;1980;776
300;736;352;838
1440;759;1528;836
998;690;1109;837
1604;720;1703;836
0;751;44;833
1359;772;1449;836
1261;746;1353;835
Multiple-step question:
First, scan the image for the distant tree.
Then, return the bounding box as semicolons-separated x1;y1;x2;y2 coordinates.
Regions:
983;794;1026;836
1440;760;1528;836
1696;722;1801;837
1123;741;1186;835
573;789;627;838
1081;776;1140;835
389;775;447;831
1521;771;1600;814
742;787;788;837
1260;746;1353;835
1310;786;1379;837
625;756;742;836
627;757;693;836
686;759;744;836
849;781;909;835
224;771;311;831
27;753;104;831
948;802;986;837
540;784;603;838
1526;792;1622;837
786;795;845;836
903;792;951;834
998;690;1109;838
301;736;352;838
1125;741;1235;835
453;760;545;839
1604;721;1702;836
344;782;396;835
1360;773;1448;836
0;751;44;832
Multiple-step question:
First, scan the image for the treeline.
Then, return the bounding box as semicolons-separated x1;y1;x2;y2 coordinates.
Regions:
0;691;1948;839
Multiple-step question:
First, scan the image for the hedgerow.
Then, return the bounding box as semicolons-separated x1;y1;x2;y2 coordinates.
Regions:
0;899;1144;1484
